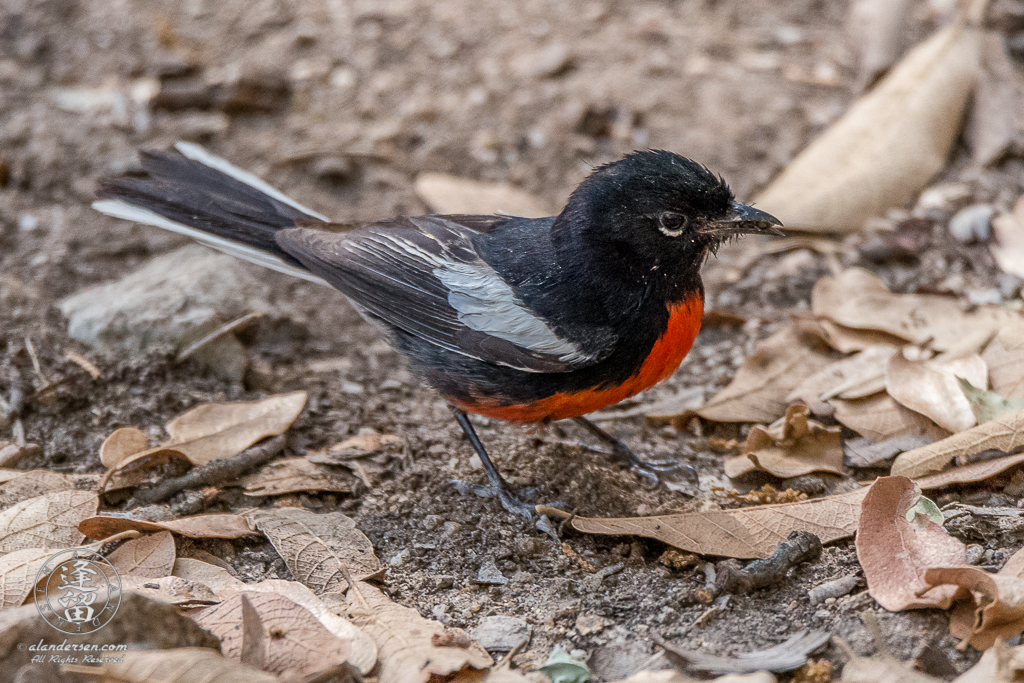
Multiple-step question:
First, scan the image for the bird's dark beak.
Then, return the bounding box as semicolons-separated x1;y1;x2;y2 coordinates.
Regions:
702;201;784;240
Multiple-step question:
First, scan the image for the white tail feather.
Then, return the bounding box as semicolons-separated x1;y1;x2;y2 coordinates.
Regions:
92;199;330;285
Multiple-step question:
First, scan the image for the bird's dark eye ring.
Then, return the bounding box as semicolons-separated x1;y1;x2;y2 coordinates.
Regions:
658;211;687;236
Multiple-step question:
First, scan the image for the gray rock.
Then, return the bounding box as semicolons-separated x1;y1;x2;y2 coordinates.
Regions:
59;244;271;355
471;615;531;651
948;204;993;244
476;557;508;585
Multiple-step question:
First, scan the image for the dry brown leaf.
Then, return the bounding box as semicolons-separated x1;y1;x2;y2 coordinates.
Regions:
172;557;245;595
414;172;554;217
795;315;909;354
0;490;98;553
246;508;381;594
724;403;844;478
80;513;256;540
753;11;983;231
969;34;1024;166
832;392;949;442
812;269;1018;353
885;351;988;433
0;547;56;608
121;574;219;605
923;564;1024;650
194;591;353;676
241;457;356;496
163;390;307;465
850;0;910;89
0;469;22;485
983;322;1024;398
686;327;835;424
891;407;1024;478
218;578;377;674
61;647;280;683
108;531;176;577
347;579;493;683
992;197;1024;281
840;650;940;683
0;470;98;507
99;447;193;494
952;641;1024;682
100;426;149;469
560;487;868;559
787;344;896;415
915;452;1024;489
319;431;403;459
855;476;964;611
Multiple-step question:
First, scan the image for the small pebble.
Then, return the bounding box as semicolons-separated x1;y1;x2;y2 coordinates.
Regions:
442;521;461;536
966;544;985;565
476;557;508;585
423;514;443;531
471;615;531;651
511;570;534;584
998;273;1023;300
388;549;410;567
948;204;993;244
967;288;1002;305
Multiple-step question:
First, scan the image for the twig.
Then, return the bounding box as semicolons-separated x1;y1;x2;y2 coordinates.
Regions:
129;434;285;505
175;312;262;363
716;531;822;595
65;351;101;379
24;336;47;384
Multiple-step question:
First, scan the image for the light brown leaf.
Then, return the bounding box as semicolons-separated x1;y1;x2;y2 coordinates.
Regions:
953;641;1024;683
812;269;1019;353
795;314;909;354
969;34;1024;166
725;402;844;478
347;579;492;683
100;426;149;469
832;392;949;442
855;476;964;611
121;574;219;605
99;447;192;494
840;651;940;683
929;568;1024;649
993;197;1024;280
982;322;1024;398
562;487;868;559
915;452;1024;489
218;578;377;674
0;547;55;608
0;491;97;553
108;531;176;577
321;431;403;459
80;513;257;540
172;557;245;595
689;326;835;424
891;407;1024;478
163;390;307;465
849;0;911;89
241;457;356;496
245;508;381;594
886;352;988;433
787;344;896;415
61;647;280;683
0;470;98;507
193;591;352;676
414;173;553;218
753;12;983;232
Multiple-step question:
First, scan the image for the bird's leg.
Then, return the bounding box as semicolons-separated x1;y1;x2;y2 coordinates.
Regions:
572;416;698;487
447;408;537;519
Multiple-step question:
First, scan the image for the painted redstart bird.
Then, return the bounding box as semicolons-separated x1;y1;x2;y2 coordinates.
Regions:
93;143;782;517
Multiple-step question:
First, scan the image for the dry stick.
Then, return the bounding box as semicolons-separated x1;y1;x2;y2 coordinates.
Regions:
129;434;286;506
715;530;823;595
175;311;262;363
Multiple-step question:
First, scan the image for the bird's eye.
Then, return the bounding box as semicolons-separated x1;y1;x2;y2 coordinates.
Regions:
658;211;688;237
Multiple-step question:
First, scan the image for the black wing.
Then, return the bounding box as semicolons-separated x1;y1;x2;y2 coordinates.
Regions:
276;215;616;373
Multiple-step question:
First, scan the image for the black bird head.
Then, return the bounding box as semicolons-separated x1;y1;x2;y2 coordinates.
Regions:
553;150;782;277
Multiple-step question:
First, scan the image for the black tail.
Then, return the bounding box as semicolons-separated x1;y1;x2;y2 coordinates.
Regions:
93;142;329;280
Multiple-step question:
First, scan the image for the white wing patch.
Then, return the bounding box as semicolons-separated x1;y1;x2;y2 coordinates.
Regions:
362;233;588;364
92;199;331;286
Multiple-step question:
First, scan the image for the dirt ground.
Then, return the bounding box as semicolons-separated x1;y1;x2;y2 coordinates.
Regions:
3;0;1024;680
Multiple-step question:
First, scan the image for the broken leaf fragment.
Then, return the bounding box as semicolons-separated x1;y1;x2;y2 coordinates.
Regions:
724;402;844;478
891;407;1024;478
885;351;988;433
656;629;828;674
855;476;964;611
958;378;1024;424
0;490;98;553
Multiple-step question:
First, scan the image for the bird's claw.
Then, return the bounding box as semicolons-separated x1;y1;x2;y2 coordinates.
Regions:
613;447;700;488
446;479;537;520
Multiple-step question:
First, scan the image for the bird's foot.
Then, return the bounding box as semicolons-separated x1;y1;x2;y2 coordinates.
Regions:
571;417;699;489
447;479;539;520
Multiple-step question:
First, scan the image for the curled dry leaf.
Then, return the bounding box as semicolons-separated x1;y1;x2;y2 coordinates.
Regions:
61;647;280;683
193;591;353;676
241;457;356;496
245;508;381;594
0;490;98;553
993;196;1024;280
100;426;149;469
554;487;868;559
855;476;964;611
121;574;219;606
982;320;1024;398
80;513;256;540
414;172;553;218
753;10;983;231
787;344;896;415
891;407;1024;478
218;578;377;674
668;326;834;425
99;447;193;494
885;351;988;433
813;269;1019;353
724;402;844;479
107;531;176;578
923;563;1024;650
656;629;829;674
794;314;909;354
346;579;493;683
832;392;948;443
914;452;1024;490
